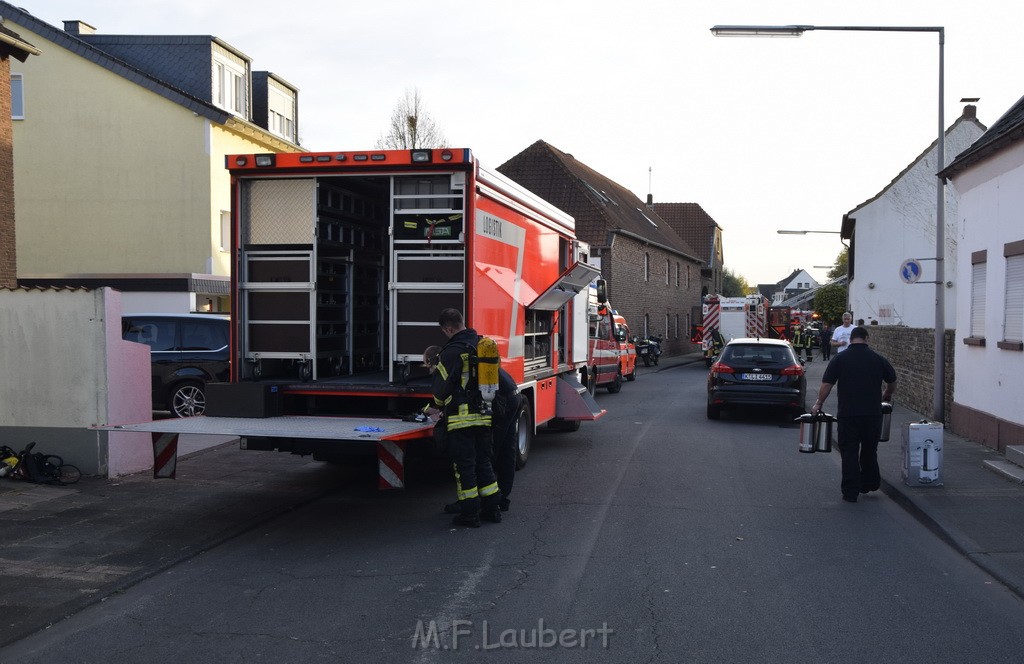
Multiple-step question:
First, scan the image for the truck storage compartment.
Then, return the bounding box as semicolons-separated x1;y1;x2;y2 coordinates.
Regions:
238;173;465;386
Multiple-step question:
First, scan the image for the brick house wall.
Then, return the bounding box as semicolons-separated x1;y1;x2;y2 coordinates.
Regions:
601;235;702;356
858;325;955;425
0;56;15;288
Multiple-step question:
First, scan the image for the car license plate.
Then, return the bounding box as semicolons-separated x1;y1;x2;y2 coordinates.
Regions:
741;373;773;381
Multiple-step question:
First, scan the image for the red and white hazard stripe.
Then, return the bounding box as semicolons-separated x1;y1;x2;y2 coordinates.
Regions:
377;440;407;489
703;301;721;333
152;432;178;479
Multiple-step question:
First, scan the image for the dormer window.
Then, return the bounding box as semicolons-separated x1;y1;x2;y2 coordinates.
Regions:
213;53;246;115
268;85;295;141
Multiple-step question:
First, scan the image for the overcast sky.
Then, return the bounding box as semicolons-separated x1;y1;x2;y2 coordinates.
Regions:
26;0;1024;285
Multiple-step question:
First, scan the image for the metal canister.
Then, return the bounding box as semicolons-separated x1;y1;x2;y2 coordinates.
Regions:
796;413;816;453
813;412;834;453
879;402;893;442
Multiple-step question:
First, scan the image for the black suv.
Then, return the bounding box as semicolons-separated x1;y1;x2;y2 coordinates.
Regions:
122;313;230;417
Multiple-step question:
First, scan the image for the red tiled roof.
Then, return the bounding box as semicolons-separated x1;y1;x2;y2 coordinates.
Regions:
648;202;720;266
498;141;702;262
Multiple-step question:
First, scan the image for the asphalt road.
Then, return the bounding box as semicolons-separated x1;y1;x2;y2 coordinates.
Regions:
4;363;1024;663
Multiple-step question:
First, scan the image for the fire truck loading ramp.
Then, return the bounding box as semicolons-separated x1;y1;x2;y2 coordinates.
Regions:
100;416;433;442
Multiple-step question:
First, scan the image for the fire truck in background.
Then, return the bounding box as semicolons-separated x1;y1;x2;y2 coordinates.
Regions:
107;147;607;487
699;294;770;366
586;281;632;394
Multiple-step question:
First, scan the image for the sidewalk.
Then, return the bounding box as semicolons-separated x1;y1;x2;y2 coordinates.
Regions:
661;350;1024;599
0;441;357;648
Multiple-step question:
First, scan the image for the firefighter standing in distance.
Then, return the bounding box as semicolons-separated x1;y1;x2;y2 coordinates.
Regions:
792;325;813;363
430;308;502;528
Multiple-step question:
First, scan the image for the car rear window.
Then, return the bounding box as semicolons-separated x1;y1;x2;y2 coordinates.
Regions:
722;345;792;364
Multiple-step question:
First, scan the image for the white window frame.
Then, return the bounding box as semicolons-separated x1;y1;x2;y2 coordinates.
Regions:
644;253;650;282
1003;250;1024;345
11;73;24;119
268;86;295;142
665;258;670;286
970;252;986;339
213;55;246;115
220;210;231;252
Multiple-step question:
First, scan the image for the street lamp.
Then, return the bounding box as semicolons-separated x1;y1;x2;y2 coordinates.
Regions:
714;23;946;422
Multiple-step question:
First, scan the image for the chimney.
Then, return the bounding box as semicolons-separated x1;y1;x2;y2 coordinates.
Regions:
63;20;97;36
646;193;653;207
960;97;979;120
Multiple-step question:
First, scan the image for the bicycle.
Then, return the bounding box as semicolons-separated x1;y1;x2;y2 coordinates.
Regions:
0;442;82;485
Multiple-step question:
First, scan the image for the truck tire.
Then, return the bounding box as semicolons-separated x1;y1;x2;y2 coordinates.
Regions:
625;361;637;381
515;400;534;470
606;371;623;394
583;368;597;396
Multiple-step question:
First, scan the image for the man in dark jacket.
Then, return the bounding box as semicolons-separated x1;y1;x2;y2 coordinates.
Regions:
491;368;521;511
431;308;501;527
812;326;897;502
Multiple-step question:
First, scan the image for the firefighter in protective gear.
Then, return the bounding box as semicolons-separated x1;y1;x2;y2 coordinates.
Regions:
792;326;814;363
431;308;502;528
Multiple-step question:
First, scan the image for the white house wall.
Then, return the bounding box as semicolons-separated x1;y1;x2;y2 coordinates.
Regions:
848;123;983;328
950;140;1024;424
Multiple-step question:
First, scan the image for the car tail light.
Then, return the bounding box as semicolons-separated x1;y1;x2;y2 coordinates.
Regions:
711;361;735;375
780;364;804;376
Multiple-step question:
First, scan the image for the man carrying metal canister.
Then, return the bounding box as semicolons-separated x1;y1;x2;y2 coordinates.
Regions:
811;326;897;503
429;308;502;527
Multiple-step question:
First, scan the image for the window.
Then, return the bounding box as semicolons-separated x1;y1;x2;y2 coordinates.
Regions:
674;314;679;340
665;258;670;285
10;74;23;119
968;250;986;343
664;314;669;339
644;253;650;282
675;262;680;288
220;211;231;252
268;86;295;141
213;55;246;115
1002;243;1024;350
636;208;658;227
686;265;691;289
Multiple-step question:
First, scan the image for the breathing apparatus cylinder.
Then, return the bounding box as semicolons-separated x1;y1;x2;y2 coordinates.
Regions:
476;336;500;403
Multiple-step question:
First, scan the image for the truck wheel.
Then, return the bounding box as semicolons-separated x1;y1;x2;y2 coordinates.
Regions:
606;371;623;394
170;380;206;418
514;401;534;470
625;362;637;381
583;368;596;396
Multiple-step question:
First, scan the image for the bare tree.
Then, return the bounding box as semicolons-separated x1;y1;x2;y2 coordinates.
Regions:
375;88;448;149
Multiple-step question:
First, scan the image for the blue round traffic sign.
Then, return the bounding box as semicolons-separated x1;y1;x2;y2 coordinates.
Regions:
900;259;922;284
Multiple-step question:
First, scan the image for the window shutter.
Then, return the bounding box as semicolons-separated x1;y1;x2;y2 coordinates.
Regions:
1004;255;1024;341
970;261;986;337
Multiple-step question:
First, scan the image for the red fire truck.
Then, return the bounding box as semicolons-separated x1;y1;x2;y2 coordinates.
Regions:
585;281;633;394
109;148;606;487
699;294;771;366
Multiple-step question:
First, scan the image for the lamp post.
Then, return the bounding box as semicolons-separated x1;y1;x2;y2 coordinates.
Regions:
715;24;946;422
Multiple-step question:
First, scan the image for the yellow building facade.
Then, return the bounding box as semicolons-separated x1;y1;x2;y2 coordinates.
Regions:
4;5;300;308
